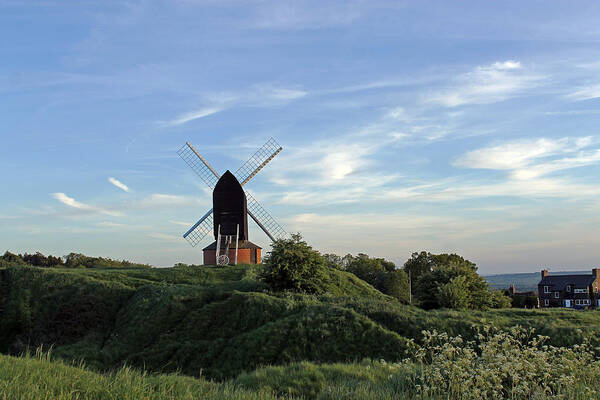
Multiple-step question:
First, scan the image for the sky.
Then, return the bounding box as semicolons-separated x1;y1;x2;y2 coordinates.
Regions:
1;1;600;273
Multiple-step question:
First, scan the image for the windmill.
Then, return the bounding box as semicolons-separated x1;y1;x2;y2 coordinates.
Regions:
177;138;287;265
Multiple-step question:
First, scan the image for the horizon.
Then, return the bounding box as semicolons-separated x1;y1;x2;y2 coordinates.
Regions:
2;1;600;274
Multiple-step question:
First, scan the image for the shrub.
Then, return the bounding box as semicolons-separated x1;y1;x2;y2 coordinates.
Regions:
403;326;600;399
261;233;328;294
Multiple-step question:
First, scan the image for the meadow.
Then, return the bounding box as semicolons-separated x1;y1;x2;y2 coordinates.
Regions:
2;263;600;399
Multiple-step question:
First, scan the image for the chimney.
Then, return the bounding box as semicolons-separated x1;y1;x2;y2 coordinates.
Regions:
509;284;516;295
541;269;549;279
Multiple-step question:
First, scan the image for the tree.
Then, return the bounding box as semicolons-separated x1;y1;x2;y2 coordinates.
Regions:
489;289;512;309
346;254;388;285
322;253;344;270
0;251;26;267
437;275;470;309
381;269;410;304
261;233;328;294
413;253;499;310
403;251;438;288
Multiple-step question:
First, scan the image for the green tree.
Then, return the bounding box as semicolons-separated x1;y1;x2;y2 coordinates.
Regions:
381;269;410;304
346;254;387;285
322;253;344;270
403;251;437;288
414;253;496;310
0;251;26;267
261;233;328;294
489;289;512;309
437;275;470;309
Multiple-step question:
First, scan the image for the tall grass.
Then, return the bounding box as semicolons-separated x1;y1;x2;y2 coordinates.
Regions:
0;350;280;400
3;326;599;400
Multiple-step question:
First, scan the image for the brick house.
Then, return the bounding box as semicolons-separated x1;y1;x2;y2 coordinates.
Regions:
538;268;600;308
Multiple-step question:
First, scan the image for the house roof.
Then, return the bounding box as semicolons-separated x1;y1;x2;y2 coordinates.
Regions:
539;274;596;290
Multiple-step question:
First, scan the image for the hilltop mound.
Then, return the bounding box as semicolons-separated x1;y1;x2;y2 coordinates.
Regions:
0;264;399;379
2;264;600;380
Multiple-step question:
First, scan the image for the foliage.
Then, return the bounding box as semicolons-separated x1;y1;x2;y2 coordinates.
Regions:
1;250;150;269
406;326;600;399
489;289;514;309
22;252;64;267
3;261;600;386
436;275;470;309
507;292;539;308
403;251;438;285
64;252;151;269
322;253;344;270
4;326;599;400
413;254;511;310
380;269;411;304
261;234;329;294
345;253;394;283
342;253;409;303
0;251;27;268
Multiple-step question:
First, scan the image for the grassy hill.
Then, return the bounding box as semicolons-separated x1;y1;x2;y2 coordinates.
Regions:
3;263;600;385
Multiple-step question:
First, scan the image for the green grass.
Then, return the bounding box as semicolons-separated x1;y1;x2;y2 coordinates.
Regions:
0;351;280;400
3;264;600;386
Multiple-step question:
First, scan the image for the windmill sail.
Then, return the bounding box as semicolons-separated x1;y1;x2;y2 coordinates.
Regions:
179;138;287;248
177;142;219;189
183;209;213;247
246;192;287;241
235;137;283;186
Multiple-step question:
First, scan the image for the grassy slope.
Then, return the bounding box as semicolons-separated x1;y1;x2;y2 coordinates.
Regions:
0;352;420;400
0;352;279;400
2;264;600;382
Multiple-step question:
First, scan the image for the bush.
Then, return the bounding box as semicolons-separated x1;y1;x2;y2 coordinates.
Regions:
404;326;600;399
261;234;329;294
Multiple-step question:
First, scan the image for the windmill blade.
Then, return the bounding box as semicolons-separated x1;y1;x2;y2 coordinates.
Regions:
183;209;213;247
235;137;282;186
177;142;220;189
246;192;287;241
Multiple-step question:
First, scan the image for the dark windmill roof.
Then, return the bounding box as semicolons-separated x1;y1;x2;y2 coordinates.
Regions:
203;240;262;251
539;274;596;290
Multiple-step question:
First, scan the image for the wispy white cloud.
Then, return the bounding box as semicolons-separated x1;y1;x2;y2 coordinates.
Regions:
165;84;306;126
108;177;131;192
97;221;126;227
139;193;195;207
453;136;599;179
168;106;223;126
148;232;182;242
258;85;307;101
169;220;193;227
425;60;542;107
566;83;600;101
51;193;123;217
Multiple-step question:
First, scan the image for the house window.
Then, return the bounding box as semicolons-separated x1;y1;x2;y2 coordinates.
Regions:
544;286;550;293
574;288;587;293
544;299;549;306
554;292;559;298
566;285;571;292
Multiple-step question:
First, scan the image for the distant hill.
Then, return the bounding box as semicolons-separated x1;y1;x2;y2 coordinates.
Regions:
485;271;590;292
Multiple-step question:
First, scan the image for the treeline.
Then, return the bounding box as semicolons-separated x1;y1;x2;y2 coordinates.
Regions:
323;250;511;310
261;235;511;311
0;251;151;269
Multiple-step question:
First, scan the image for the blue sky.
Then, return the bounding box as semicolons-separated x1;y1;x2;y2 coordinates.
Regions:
2;1;600;273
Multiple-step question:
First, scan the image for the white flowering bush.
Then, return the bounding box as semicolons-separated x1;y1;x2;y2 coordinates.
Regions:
395;326;600;399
